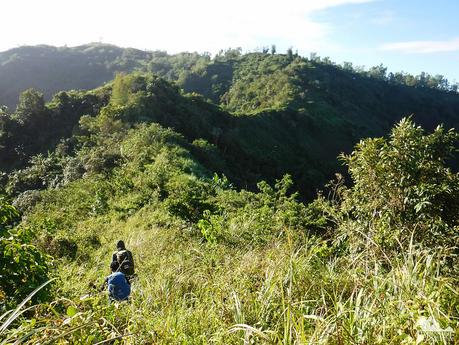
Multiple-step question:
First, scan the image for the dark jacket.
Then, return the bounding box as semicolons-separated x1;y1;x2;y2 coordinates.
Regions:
112;249;135;275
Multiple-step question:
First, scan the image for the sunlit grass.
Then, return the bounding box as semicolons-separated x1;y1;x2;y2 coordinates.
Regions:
3;213;457;343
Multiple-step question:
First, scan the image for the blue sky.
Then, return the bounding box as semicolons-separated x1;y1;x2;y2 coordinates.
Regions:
313;0;459;82
1;0;458;81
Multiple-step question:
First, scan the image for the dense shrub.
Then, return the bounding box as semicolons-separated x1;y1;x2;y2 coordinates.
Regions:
38;234;78;260
12;189;41;213
165;174;215;223
0;199;51;311
338;118;459;255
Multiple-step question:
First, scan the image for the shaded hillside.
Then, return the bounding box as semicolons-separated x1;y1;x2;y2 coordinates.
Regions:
0;43;152;109
174;52;459;133
0;74;371;199
0;43;214;109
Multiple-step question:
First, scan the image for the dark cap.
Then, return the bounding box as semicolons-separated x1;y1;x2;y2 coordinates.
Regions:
116;240;125;250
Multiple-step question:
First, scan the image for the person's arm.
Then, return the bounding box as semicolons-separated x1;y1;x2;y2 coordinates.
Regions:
128;250;134;267
112;252;117;263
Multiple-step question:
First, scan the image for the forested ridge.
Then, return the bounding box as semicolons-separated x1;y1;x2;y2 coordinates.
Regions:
2;44;459;197
0;44;458;344
1;43;458;111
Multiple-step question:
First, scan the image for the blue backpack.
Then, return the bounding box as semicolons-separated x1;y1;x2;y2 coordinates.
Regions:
107;272;130;301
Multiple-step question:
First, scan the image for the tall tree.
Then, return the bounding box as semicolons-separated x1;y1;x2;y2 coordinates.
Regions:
14;89;45;124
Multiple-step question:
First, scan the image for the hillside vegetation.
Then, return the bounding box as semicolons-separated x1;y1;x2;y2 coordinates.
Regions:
1;44;458;110
1;67;458;343
2;47;459;198
0;44;152;109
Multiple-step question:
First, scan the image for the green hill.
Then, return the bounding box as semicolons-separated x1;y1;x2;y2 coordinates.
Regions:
2;47;459;198
0;43;152;109
1;46;458;344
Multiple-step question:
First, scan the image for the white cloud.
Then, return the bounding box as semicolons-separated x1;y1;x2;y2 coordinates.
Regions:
380;37;459;54
0;0;373;53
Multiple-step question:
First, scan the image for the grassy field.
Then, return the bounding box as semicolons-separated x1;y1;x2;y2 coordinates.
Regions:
2;202;458;344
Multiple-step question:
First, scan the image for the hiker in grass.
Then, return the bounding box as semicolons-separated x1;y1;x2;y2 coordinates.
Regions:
111;240;135;280
102;261;131;301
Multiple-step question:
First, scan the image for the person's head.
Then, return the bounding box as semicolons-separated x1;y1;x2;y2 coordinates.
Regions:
110;260;120;272
116;240;125;250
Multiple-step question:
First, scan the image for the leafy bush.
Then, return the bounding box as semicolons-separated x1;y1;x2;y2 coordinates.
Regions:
191;138;227;174
6;153;65;195
165;174;215;223
0;199;51;311
339;118;459;254
38;234;78;260
12;189;41;213
198;174;315;245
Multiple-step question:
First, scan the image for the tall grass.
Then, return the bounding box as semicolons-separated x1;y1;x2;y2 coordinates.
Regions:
2;214;457;344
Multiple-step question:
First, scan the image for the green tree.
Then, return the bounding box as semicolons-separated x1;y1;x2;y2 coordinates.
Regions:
14;89;45;123
367;64;387;80
111;73;131;105
286;47;293;60
341;118;459;250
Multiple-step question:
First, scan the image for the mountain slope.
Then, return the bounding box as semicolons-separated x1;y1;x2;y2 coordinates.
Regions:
1;49;458;342
3;110;458;343
0;43;151;109
2;46;459;199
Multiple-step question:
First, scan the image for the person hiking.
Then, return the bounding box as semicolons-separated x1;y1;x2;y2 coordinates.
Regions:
111;240;135;279
101;261;131;301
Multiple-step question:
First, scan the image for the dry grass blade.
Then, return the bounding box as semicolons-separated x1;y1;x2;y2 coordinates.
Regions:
93;333;135;345
228;323;271;340
41;323;94;345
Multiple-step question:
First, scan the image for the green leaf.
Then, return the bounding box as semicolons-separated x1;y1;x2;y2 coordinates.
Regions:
66;305;78;317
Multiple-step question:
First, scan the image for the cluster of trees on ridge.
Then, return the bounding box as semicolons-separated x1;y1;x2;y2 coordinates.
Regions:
2;49;459;199
1;43;458;110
